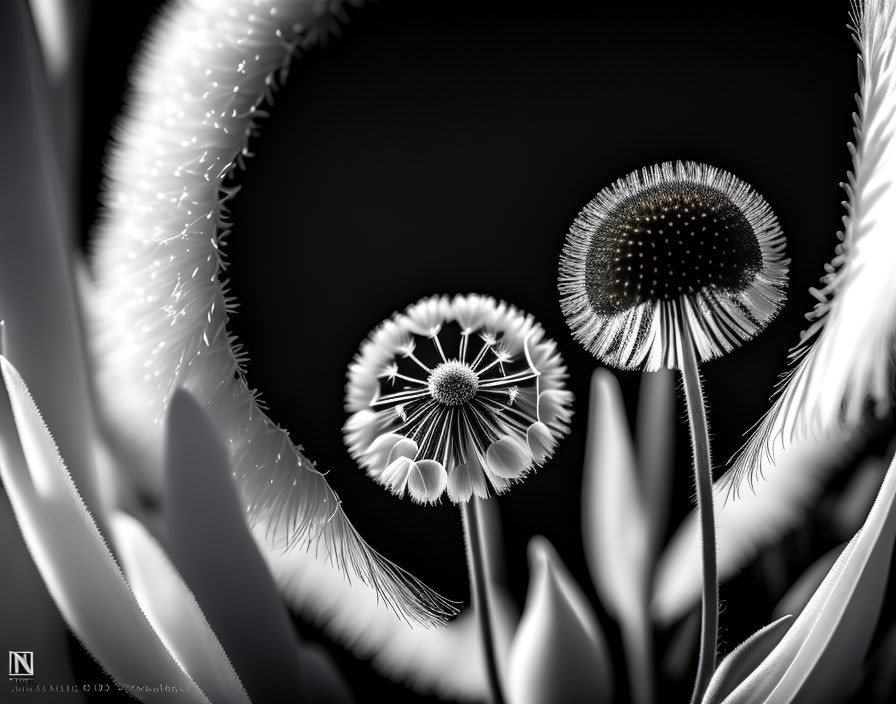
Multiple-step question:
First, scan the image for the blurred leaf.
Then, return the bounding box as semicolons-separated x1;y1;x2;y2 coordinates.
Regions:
582;369;652;704
702;616;793;704
0;493;81;698
506;537;613;704
164;389;348;703
771;545;844;621
29;0;88;234
109;512;251;704
662;608;700;682
652;433;849;624
717;452;896;704
0;0;100;516
636;367;676;556
0;356;210;703
867;620;896;704
300;645;356;704
831;458;886;540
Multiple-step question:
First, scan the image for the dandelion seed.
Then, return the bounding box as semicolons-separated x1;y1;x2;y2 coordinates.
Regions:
558;161;788;704
345;294;572;704
559;160;788;371
344;294;572;504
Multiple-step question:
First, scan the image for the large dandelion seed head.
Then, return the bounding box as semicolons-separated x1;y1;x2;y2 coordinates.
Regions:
344;295;573;504
559;161;789;370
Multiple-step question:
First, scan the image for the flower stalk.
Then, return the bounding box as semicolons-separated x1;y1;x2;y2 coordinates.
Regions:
679;321;718;704
461;496;507;704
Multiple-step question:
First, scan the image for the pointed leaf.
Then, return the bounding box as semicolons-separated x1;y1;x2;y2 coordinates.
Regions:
165;389;320;703
583;369;653;704
506;537;613;704
0;356;209;703
583;369;650;625
0;0;99;515
720;451;896;704
109;512;251;704
702;616;793;704
0;492;80;696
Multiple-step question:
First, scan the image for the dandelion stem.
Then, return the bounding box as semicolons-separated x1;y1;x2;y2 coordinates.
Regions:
461;497;506;704
679;322;718;704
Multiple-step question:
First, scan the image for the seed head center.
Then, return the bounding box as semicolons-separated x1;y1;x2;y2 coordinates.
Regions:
428;361;479;406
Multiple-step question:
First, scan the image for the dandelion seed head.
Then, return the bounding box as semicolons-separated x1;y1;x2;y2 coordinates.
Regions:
345;295;572;504
428;361;479;406
560;161;788;370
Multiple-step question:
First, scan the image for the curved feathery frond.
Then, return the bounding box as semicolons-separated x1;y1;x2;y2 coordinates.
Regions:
722;0;896;493
88;0;455;626
261;535;518;701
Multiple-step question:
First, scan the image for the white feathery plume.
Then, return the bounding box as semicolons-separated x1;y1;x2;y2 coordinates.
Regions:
261;538;518;701
88;0;454;625
723;0;896;492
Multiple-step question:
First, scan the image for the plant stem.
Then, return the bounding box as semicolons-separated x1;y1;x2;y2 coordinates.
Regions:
461;496;506;704
679;322;719;704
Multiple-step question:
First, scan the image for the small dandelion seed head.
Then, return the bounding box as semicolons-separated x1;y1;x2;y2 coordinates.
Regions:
344;294;573;505
559;161;789;370
428;361;479;406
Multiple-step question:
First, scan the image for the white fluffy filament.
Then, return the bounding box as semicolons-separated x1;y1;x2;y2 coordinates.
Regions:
723;0;896;492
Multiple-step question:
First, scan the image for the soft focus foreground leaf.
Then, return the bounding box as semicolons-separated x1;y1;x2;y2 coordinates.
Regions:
109;512;251;704
652;432;849;623
718;451;896;704
164;389;351;704
636;367;676;555
583;369;649;625
582;369;652;704
0;356;210;703
506;537;613;704
663;608;701;682
771;545;843;621
831;457;886;539
28;0;88;235
264;540;517;701
0;493;82;699
0;0;100;515
701;616;793;704
868;621;896;703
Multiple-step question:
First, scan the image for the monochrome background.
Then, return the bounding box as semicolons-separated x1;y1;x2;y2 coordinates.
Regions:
52;0;887;701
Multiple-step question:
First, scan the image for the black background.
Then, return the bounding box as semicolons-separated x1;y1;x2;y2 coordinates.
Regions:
76;1;873;702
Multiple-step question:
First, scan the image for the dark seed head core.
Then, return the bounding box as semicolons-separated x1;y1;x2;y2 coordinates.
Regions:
428;361;479;406
585;183;763;315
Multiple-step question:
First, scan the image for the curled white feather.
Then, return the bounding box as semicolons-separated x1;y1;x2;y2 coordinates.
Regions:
88;0;455;626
